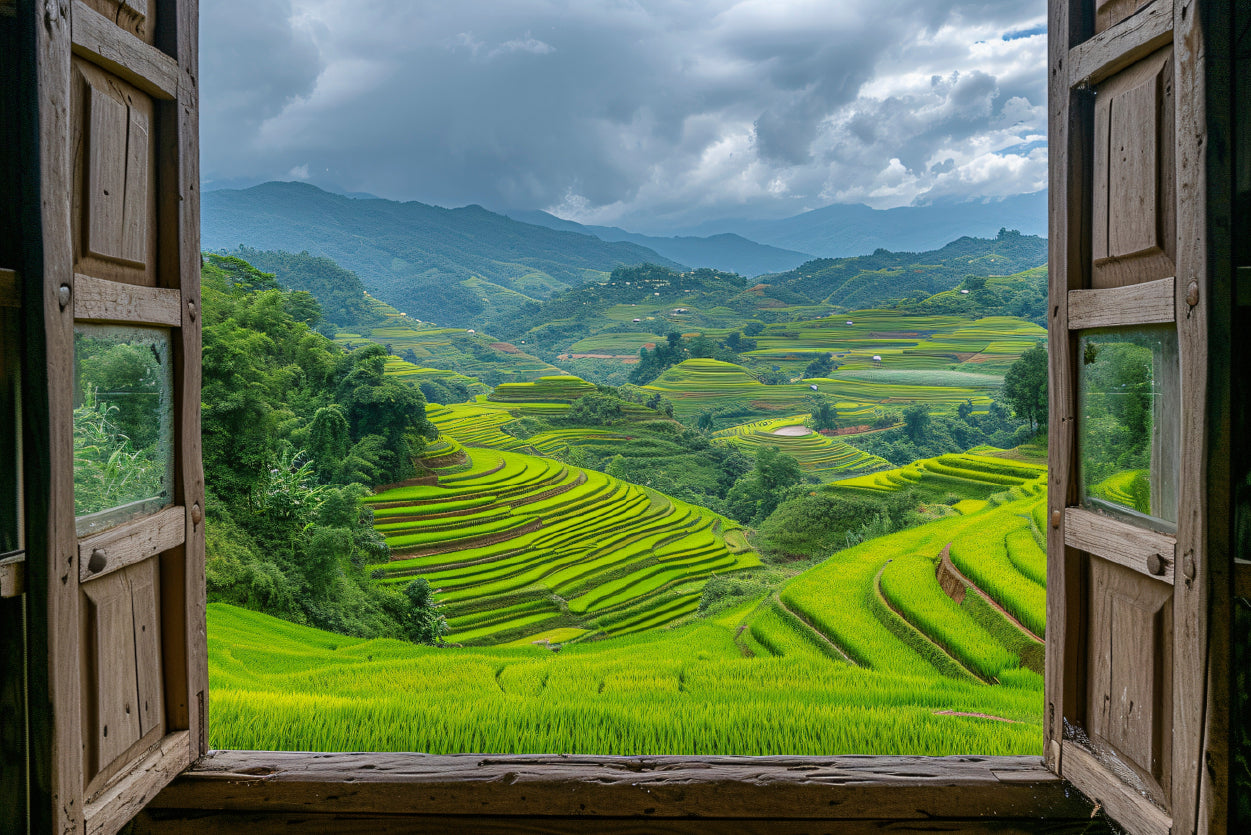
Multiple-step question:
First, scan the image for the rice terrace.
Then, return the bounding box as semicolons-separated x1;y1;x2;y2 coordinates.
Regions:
203;253;1057;758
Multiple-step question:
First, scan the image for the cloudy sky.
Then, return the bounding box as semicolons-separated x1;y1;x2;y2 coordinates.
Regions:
201;0;1047;234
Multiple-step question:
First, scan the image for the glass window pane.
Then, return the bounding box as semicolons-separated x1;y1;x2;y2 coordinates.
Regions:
1078;326;1179;528
73;325;174;536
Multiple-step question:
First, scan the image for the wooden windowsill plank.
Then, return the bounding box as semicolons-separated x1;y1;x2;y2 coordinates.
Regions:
70;0;179;100
147;751;1098;822
1067;277;1175;330
1068;0;1173;88
73;274;183;326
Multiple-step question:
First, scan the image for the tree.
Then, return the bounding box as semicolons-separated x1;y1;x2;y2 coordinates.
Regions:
803;352;834;379
1002;341;1049;432
806;395;838;431
403;578;448;645
957;399;974;421
744;321;765;337
902;404;931;443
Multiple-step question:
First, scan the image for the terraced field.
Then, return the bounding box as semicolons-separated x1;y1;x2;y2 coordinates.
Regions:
382;356;490;397
367;445;760;645
642;357;1000;426
743;313;1046;378
712;418;888;481
336;294;566;383
210;476;1049;756
832;451;1047;501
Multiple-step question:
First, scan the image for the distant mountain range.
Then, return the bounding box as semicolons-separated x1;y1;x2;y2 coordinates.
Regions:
672;191;1048;258
202;182;683;325
202;181;1048;327
502;210;815;276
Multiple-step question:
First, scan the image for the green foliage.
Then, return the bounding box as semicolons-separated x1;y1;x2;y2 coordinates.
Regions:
200;253;438;641
232;248;387;330
756;491;918;561
72;386;165;516
771;230;1047;313
726;446;803;525
803;352;835;379
1001;341;1048;432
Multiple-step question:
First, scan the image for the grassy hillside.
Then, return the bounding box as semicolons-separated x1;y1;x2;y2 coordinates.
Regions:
764;229;1047;312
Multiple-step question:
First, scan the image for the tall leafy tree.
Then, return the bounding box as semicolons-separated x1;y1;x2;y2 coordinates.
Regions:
1002;341;1049;432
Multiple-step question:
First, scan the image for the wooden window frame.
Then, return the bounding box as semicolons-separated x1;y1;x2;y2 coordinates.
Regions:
3;0;1237;832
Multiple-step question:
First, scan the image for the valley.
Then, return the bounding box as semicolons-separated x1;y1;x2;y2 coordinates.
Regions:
198;236;1055;757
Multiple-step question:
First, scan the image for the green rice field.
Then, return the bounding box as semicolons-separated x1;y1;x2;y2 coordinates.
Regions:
367;445;760;645
712;417;889;481
209;475;1049;755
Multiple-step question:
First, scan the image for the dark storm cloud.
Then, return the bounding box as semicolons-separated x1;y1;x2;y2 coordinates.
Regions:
201;0;1047;232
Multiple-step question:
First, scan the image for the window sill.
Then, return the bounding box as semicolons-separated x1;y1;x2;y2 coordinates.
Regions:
137;751;1104;831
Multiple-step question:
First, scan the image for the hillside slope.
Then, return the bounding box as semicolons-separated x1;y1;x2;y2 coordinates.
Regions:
202;182;684;326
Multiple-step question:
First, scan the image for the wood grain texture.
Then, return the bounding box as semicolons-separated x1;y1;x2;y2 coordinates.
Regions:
83;568;144;773
72;273;180;325
71;1;176;99
84;731;191;835
149;752;1098;823
1072;0;1174;86
77;505;184;583
0;550;24;597
1108;68;1163;259
1086;559;1173;801
26;0;88;831
80;0;155;45
1060;742;1171;835
71;58;159;287
130;811;1118;835
1045;0;1085;778
1097;0;1156;35
1067;277;1175;329
1091;47;1177;290
155;0;209;765
1172;0;1212;832
0;267;17;306
1064;507;1177;584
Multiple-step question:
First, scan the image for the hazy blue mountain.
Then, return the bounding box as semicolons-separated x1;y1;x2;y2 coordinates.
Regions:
504;210;814;276
202;182;684;326
675;191;1048;258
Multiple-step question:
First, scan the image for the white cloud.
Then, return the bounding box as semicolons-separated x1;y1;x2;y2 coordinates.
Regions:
201;0;1048;231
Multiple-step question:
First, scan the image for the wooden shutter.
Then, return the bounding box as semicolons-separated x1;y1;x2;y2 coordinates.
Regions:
1047;1;1231;834
23;2;206;833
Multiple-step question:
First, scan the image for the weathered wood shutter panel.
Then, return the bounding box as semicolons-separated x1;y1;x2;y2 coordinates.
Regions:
24;1;205;833
1048;1;1229;834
